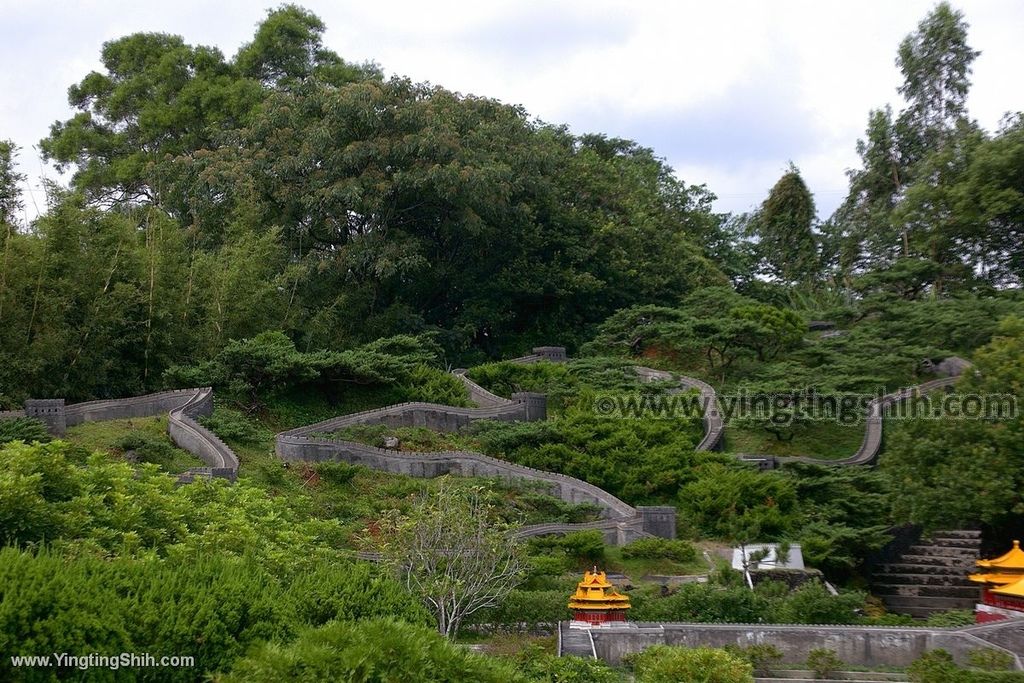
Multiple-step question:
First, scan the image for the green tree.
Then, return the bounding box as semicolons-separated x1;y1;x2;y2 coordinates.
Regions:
234;4;380;90
882;316;1024;529
829;2;982;289
0;139;23;225
895;2;979;161
751;165;818;283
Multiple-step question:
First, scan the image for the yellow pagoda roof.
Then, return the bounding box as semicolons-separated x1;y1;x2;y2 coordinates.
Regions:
969;572;1023;586
567;569;631;611
977;540;1024;570
992;575;1024;598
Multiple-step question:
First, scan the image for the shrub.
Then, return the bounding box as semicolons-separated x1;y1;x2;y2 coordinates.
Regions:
631;582;766;624
466;590;568;628
621;537;698;564
115;430;179;466
625;645;754;683
723;643;784;673
559;530;607;564
0;417;50;445
0;548;432;682
402;364;471;406
284;561;431;627
969;648;1015;672
766;581;864;625
224;618;521;683
909;649;1024;682
923;609;975;627
909;650;960;683
314;461;360;486
807;648;843;678
199;407;271;444
514;643;623;682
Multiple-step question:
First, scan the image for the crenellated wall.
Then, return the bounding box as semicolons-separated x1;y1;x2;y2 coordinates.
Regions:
273;347;676;544
2;388;238;484
275;437;637;520
5;344;961;543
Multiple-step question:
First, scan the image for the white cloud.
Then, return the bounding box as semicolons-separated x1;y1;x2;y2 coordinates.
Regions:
1;0;1022;220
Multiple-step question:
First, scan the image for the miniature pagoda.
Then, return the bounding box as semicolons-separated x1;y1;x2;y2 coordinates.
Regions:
568;568;631;625
970;540;1024;622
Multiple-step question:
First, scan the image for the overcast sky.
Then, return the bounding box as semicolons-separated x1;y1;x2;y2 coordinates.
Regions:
2;0;1022;221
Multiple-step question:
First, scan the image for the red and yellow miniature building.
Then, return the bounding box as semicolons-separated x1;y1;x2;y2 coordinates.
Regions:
970;540;1024;623
568;568;631;625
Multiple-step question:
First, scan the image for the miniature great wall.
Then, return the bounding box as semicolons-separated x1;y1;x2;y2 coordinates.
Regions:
0;341;972;544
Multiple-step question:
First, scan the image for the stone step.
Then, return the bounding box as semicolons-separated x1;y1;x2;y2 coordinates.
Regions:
875;562;972;576
925;536;982;549
874;583;978;599
881;595;977;610
931;529;982;540
874;573;975;587
907;545;978;557
897;554;977;568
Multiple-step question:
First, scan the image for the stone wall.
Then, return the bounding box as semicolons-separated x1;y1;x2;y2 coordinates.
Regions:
2;387;238;483
586;620;1024;669
65;389;208;427
275;436;638;520
508;346;569;364
167;387;238;480
271;346;685;543
25;399;67;436
637;506;677;539
515;518;649;546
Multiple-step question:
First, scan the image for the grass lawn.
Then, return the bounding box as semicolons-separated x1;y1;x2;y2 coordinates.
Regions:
603;545;710;578
721;419;865;459
63;415;205;473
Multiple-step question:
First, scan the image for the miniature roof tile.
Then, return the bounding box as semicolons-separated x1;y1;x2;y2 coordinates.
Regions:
969;572;1023;586
992;575;1024;598
567;568;631;611
978;540;1024;570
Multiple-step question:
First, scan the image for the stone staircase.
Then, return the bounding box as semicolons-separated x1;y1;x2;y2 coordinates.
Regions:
872;529;980;618
756;671;907;683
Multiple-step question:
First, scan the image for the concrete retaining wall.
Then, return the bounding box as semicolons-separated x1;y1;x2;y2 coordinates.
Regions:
587;620;1024;668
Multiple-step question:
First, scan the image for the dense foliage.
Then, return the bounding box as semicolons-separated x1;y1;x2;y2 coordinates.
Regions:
1;2;1024;678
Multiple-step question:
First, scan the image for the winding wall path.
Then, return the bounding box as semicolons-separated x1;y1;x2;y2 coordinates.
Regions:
1;388;238;483
273;347;668;544
639;357;969;467
0;342;970;541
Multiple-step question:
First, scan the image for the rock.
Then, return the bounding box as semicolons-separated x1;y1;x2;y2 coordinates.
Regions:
383;436;400;449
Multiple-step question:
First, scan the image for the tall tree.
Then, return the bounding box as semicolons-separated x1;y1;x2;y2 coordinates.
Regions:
829;2;981;292
234;4;379;90
895;1;980;162
39;5;377;213
752;165;818;283
0;140;24;328
0;140;23;226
